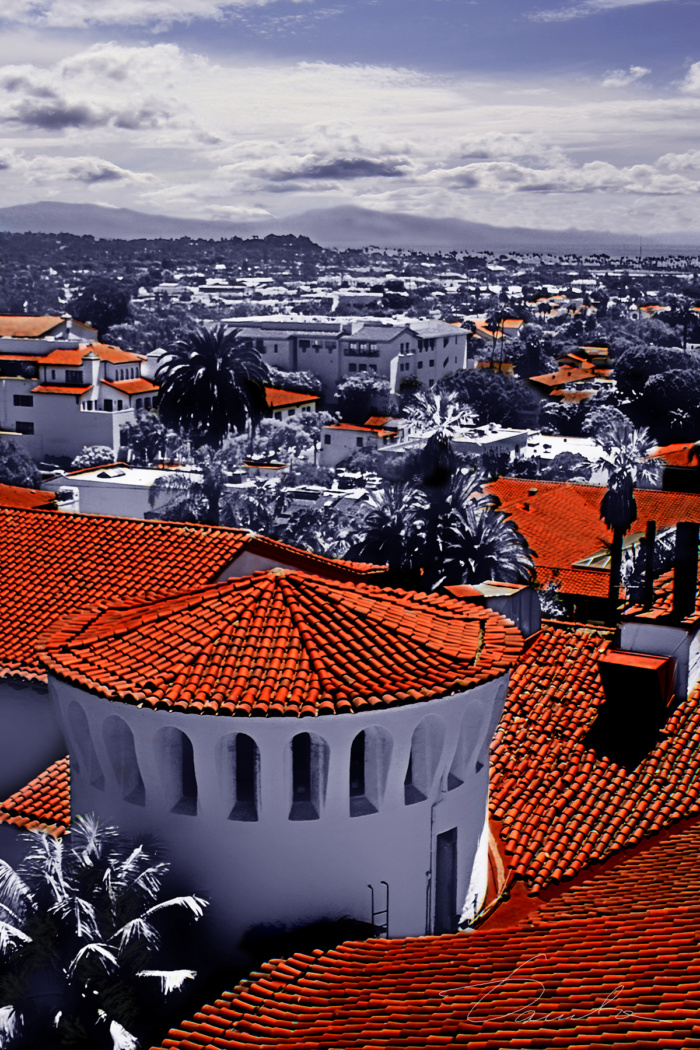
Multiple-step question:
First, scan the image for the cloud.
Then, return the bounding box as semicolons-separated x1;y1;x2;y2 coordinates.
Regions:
531;0;676;23
602;65;651;88
0;148;153;184
265;156;408;181
0;0;312;29
681;62;700;95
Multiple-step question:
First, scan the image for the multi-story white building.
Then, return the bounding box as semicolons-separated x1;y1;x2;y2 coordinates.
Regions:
0;315;158;460
235;319;468;393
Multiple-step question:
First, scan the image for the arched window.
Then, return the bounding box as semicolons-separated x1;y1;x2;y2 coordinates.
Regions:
404;716;445;805
289;732;329;821
447;702;486;790
221;733;260;821
144;397;151;409
102;715;145;805
349;727;392;817
155;727;198;815
67;702;104;789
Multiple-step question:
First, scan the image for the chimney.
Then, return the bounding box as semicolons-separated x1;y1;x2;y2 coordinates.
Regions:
672;521;699;621
642;519;656;610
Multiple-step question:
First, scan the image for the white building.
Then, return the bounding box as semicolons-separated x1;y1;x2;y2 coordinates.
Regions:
40;570;522;959
321;418;402;467
0;315;158;460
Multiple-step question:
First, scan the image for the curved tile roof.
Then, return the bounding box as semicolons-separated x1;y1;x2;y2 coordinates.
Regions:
155;816;700;1049
0;508;384;684
0;756;69;836
38;571;522;717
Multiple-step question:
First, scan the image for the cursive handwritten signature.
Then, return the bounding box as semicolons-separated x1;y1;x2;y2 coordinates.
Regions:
438;953;674;1026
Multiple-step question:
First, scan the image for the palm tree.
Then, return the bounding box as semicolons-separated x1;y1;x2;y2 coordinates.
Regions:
0;816;207;1049
442;498;536;587
599;419;662;619
345;483;429;581
148;445;241;527
155;326;269;449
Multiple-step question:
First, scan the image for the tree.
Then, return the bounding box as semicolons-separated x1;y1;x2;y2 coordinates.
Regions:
0;440;40;488
345;484;428;581
118;413;182;468
266;368;322;396
148;445;242;527
155;326;269;449
0;816;206;1049
599;419;662;620
70;446;116;471
334;375;395;425
66;277;133;339
436;370;540;429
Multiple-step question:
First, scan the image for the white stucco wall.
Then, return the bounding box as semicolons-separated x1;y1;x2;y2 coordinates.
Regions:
0;680;66;798
52;671;510;959
619;622;691;700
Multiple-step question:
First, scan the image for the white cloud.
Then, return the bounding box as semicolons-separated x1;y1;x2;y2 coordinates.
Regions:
681;62;700;95
0;148;153;183
532;0;676;23
0;0;311;29
602;65;650;88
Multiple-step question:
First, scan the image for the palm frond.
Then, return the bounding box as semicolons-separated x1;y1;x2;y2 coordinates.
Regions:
112;916;160;950
0;919;32;952
109;1019;139;1050
136;968;196;995
68;942;118;977
144;895;208;921
0;862;32;916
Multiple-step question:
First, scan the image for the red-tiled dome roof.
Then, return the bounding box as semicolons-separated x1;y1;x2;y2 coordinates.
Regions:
38;571;522;717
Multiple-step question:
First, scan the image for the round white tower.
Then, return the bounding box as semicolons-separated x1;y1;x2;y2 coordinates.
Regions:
39;570;522;955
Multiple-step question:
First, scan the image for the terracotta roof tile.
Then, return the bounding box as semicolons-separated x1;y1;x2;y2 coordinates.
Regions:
103;378;159;395
31;384;92;395
0;509;385;684
264;387;319;409
41;343;143;365
0;315;70;338
490;621;700;893
38;572;522;716
0;756;70;835
486;479;700;597
0;484;56;510
154;816;700;1048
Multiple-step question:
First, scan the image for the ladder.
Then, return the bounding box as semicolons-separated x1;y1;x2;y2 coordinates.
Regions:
368;881;389;937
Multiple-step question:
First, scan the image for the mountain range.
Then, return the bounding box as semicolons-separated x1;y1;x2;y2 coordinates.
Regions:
0;200;698;255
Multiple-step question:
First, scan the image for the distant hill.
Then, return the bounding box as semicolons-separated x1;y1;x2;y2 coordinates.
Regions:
0;200;697;255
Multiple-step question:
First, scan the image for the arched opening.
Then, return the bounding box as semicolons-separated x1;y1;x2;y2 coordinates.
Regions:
289;732;329;821
67;702;104;789
349;727;392;817
221;733;260;821
447;702;486;790
155;727;198;815
404;716;445;805
102;715;145;805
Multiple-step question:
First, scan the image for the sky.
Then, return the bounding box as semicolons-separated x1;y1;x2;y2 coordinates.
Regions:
0;0;699;234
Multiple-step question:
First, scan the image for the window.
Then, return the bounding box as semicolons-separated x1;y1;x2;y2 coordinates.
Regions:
104;399;113;412
13;394;33;407
288;408;296;416
289;732;329;820
51;370;56;380
144;398;151;409
299;340;310;350
274;345;278;354
444;337;449;347
349;363;357;372
368;364;377;372
349;728;392;817
156;728;198;815
324;434;331;445
117;400;123;410
65;370;84;385
404;716;445;805
274;411;282;420
418;361;424;369
135;398;142;409
224;733;260;821
359;363;367;372
443;358;449;368
15;421;34;435
102;716;145;805
356;437;364;447
369;343;377;351
429;359;435;367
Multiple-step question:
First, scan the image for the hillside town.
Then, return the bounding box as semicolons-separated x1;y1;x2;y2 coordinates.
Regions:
1;231;700;1049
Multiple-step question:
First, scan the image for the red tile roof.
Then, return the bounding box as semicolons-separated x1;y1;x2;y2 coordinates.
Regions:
31;384;92;395
486;478;700;596
265;387;319;409
491;621;700;893
0;315;66;338
155;815;700;1049
650;442;697;468
103;378;159;395
528;366;594;387
0;756;69;836
41;343;143;365
326;423;397;438
38;571;522;717
0;484;56;510
0;509;384;684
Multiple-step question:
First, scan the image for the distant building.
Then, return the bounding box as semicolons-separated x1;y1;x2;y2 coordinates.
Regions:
264;386;319;422
0;315;158;460
321;418;402;467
